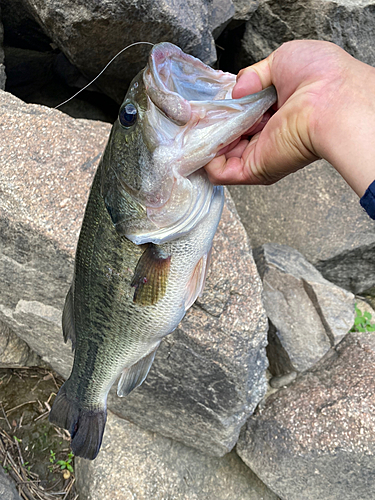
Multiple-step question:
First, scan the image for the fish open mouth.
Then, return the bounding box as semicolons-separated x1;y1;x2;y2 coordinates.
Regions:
125;43;277;245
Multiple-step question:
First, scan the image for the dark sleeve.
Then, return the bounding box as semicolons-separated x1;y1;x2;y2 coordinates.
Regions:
360;179;375;220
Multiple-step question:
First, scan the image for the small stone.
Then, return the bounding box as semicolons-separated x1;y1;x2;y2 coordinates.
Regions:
0;321;42;368
269;371;297;389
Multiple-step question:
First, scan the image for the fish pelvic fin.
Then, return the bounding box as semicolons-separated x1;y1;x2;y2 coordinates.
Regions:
49;384;106;460
117;344;160;397
131;244;171;306
62;285;76;351
185;250;211;311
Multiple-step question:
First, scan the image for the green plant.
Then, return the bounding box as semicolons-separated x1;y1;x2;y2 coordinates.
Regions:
49;450;56;464
351;305;375;333
56;452;74;473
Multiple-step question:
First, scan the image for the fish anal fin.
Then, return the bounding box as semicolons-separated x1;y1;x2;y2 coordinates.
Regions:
49;383;106;460
117;345;159;397
185;251;210;311
131;244;171;306
62;286;76;351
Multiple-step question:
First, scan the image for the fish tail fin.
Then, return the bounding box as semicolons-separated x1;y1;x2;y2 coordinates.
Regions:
49;384;106;460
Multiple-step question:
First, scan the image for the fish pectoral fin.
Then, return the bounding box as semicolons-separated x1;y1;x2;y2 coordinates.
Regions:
131;244;171;306
117;345;160;397
62;285;76;351
185;250;211;311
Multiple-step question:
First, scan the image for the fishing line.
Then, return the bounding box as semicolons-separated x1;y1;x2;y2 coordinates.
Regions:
55;41;155;109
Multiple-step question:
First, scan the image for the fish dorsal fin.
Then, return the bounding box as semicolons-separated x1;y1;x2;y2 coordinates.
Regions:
62;285;76;351
131;244;171;306
117;345;160;397
184;251;210;311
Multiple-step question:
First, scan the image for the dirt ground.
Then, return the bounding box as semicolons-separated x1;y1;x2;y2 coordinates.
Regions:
0;366;78;500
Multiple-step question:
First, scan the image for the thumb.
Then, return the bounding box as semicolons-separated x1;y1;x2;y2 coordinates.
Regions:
233;55;275;99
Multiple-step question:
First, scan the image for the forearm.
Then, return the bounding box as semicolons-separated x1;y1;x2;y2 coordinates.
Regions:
311;57;375;197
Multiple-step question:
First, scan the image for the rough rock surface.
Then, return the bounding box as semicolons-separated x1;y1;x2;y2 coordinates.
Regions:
0;7;6;90
0;0;51;51
0;321;41;367
76;411;279;500
0;469;22;500
22;0;234;102
237;329;375;500
108;193;268;456
254;243;355;375
0;90;268;456
228;160;375;294
240;0;375;66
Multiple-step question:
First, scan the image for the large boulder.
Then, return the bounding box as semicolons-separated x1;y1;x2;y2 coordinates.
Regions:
228;160;375;294
240;0;375;66
0;90;268;457
19;0;234;102
254;243;355;375
76;410;279;500
237;329;375;500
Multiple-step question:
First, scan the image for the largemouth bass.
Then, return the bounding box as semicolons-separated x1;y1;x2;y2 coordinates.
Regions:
49;42;276;460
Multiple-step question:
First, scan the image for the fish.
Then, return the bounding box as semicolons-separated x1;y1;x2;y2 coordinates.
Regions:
49;42;277;460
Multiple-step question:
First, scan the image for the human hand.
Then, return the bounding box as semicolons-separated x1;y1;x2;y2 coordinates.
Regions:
205;40;375;197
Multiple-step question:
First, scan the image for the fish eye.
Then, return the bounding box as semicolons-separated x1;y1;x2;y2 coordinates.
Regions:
119;103;137;128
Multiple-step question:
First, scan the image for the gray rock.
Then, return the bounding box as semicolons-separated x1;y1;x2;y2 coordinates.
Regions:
0;469;22;500
3;46;54;99
0;7;6;90
254;243;355;375
76;410;279;500
0;90;268;456
269;370;297;389
0;321;41;367
108;193;268;456
22;0;234;102
355;298;375;320
237;329;375;500
232;0;259;22
0;0;51;51
228;160;375;294
240;0;375;67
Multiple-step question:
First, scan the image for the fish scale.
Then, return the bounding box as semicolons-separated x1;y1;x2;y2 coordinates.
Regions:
49;42;276;459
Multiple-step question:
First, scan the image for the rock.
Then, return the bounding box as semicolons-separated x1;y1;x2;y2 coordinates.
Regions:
232;0;259;22
228;160;375;294
0;469;23;500
269;371;297;389
0;90;268;456
240;0;375;67
21;0;234;102
108;193;268;456
0;0;51;51
237;329;375;500
0;321;41;367
0;8;6;90
355;298;375;320
75;410;279;500
255;243;355;375
3;47;55;98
